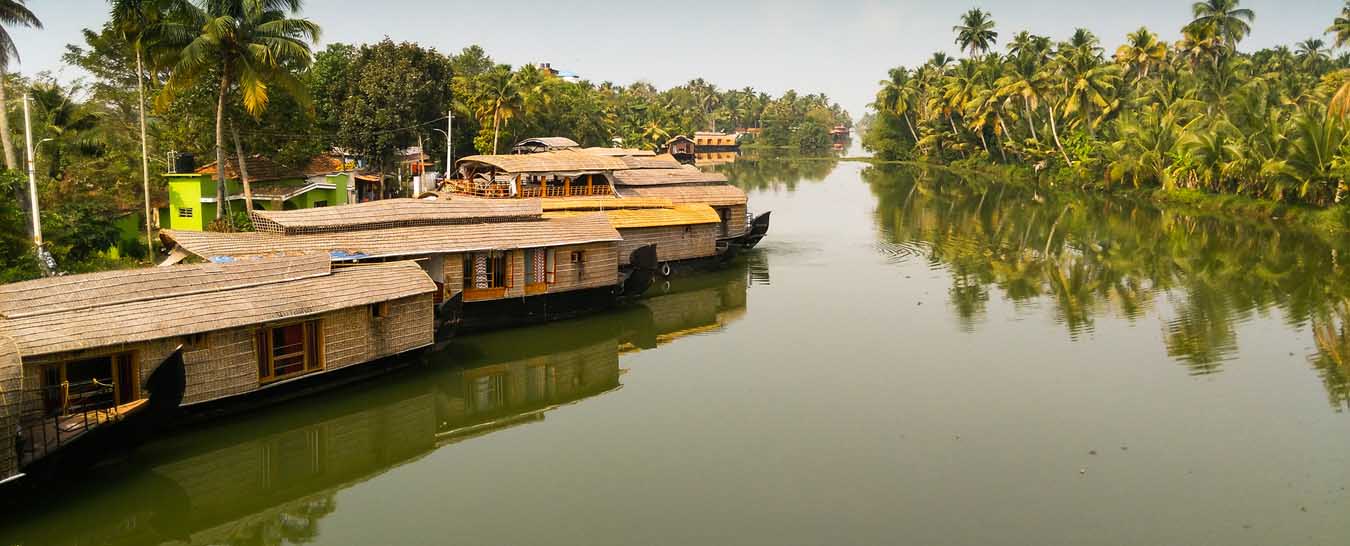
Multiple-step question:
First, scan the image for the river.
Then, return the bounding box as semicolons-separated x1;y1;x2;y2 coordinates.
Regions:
3;154;1350;545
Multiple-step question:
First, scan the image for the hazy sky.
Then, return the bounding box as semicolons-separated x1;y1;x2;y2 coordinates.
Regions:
9;0;1345;118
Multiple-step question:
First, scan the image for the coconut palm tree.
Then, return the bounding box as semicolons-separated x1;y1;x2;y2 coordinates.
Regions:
1329;1;1350;48
162;0;320;219
1296;38;1332;70
953;8;998;58
1115;27;1168;80
472;65;523;155
110;0;180;255
876;67;921;142
1186;0;1255;50
0;0;40;171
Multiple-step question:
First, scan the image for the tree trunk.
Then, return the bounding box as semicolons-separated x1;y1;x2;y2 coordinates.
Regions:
214;72;229;222
947;113;967;158
491;103;501;155
1023;96;1038;141
903;113;919;142
230;121;253;212
996;117;1010;162
0;64;15;170
1047;104;1073;167
135;45;154;258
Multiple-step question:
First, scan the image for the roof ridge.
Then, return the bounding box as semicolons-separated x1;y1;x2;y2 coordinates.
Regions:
1;259;332;321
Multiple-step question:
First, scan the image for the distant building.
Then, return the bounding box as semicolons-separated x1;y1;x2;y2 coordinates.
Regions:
161;154;359;231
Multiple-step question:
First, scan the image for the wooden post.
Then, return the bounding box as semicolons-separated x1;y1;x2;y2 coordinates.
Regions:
586;174;593;195
564;176;571;197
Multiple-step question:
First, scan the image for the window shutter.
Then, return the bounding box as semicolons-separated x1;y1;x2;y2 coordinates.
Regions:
546;249;556;284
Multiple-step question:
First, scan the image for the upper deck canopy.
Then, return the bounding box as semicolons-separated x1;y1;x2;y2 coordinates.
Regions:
250;197;542;234
457;150;629;174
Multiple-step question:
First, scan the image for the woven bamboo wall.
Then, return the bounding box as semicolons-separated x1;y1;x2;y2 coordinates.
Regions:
617;224;718;265
719;205;747;236
442;253;464;294
549;242;619;292
18;295;433;409
325;293;433;370
0;333;19;481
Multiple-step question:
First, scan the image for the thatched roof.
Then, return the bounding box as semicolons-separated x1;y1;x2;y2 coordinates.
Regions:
0;255;330;320
611;166;729;186
195;155;305;182
514;137;579;151
540;196;674;211
616;184;747;206
457;150;630;173
250;198;542;235
544;204;720;229
0;256;435;357
582;147;657;157
666;135;694;145
164;214;621;262
616;155;683;169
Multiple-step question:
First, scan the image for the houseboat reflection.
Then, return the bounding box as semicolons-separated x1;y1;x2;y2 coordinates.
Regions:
0;262;756;545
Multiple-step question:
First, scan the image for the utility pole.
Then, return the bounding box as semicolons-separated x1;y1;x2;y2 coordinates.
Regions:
22;94;40;248
446;108;453;175
23;94;53;276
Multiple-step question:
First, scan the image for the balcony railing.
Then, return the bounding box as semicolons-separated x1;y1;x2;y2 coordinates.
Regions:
446;179;613;199
14;381;143;467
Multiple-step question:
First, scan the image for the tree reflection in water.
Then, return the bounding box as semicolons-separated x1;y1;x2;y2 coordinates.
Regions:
863;164;1350;404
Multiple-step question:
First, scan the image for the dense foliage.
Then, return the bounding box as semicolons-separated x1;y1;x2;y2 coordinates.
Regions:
865;1;1350;210
0;0;848;281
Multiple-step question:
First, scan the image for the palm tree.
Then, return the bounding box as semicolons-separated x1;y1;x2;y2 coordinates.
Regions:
1296;38;1331;70
1329;1;1350;48
1186;0;1255;50
163;0;320;219
110;0;177;256
953;8;998;58
995;53;1050;142
876;67;921;142
471;65;523;155
1115;27;1168;80
0;0;40;171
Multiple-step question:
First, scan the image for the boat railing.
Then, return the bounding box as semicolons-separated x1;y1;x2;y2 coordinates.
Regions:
445;179;613;199
14;380;130;467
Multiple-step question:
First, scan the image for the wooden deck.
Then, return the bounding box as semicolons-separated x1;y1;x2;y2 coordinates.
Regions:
18;399;147;466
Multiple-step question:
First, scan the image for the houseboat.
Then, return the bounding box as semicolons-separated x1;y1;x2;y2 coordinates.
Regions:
693;131;740;152
160;197;659;332
663;135;696;164
0;254;437;484
445;149;770;275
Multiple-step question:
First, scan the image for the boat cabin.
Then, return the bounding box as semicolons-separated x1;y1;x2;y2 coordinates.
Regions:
0;255;435;482
439;148;768;268
160;197;632;331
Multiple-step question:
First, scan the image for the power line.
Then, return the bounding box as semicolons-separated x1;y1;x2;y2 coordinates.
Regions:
233;115;452;139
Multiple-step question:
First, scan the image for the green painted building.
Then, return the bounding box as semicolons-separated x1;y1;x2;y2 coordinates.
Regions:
160;154;354;231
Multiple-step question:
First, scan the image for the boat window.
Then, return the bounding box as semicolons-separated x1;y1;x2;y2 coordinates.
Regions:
40;352;138;415
525;248;548;285
256;320;322;383
464;251;508;289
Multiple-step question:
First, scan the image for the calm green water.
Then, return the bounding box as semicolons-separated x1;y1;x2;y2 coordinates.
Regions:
5;158;1350;545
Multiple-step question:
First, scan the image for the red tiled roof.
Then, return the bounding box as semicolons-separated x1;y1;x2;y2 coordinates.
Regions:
195;155;305;182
